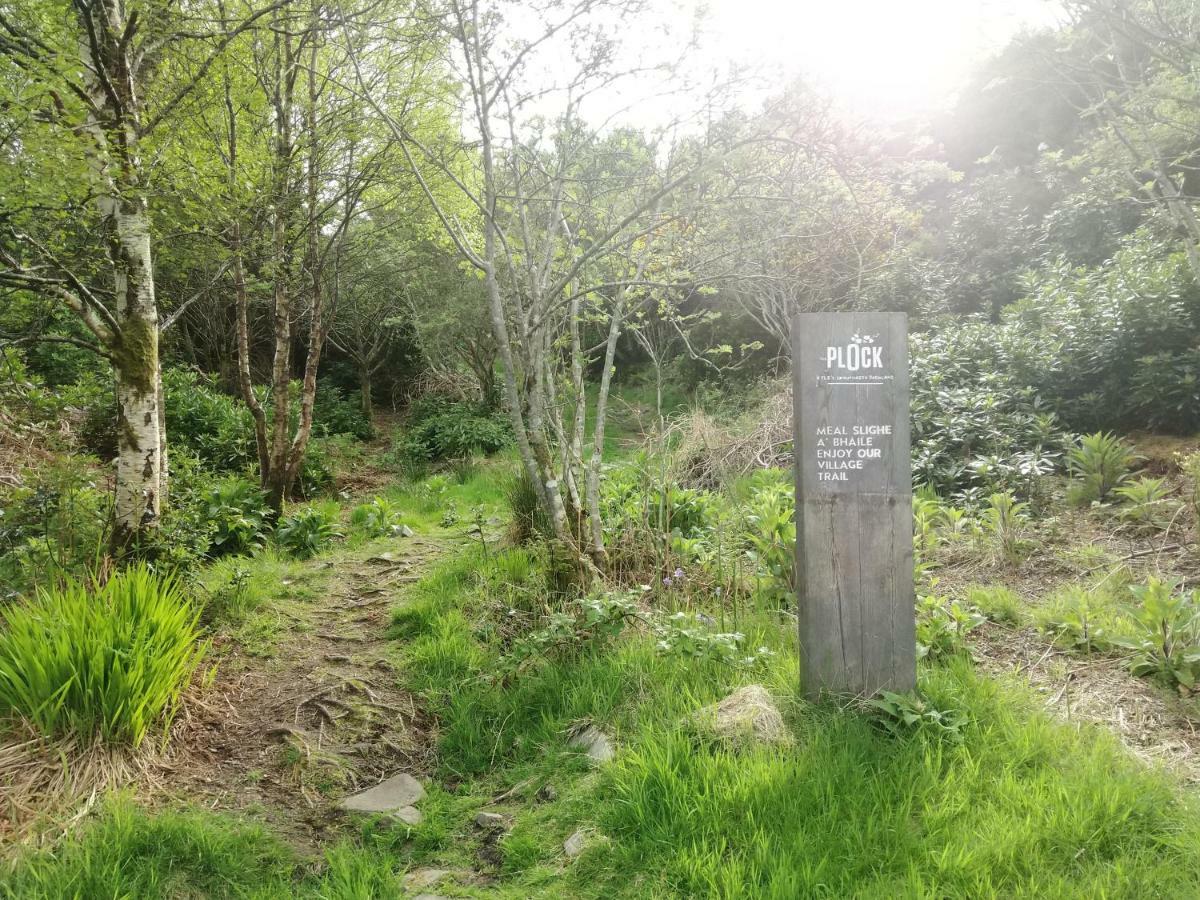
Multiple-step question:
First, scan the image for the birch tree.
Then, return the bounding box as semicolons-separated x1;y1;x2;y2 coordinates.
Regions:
0;0;288;552
346;0;750;564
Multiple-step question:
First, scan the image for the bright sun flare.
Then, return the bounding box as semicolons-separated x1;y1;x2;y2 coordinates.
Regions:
704;0;1064;117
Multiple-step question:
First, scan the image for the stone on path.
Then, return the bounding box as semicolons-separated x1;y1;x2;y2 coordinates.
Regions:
690;684;791;748
474;811;507;829
568;725;615;763
339;772;425;813
392;805;422;826
403;868;452;890
563;829;589;858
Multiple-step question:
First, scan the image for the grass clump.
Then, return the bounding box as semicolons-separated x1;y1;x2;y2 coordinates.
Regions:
965;584;1025;626
0;565;206;747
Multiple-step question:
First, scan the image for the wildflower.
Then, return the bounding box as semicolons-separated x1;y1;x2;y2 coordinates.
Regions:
673;567;685;580
662;576;672;587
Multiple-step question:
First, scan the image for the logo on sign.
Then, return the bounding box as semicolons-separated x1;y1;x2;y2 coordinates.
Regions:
824;333;883;371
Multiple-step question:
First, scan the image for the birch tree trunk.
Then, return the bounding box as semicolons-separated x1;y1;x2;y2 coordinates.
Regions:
108;198;165;552
77;3;165;554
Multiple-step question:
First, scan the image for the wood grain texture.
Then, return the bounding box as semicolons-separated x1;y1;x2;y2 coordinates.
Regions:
793;312;915;699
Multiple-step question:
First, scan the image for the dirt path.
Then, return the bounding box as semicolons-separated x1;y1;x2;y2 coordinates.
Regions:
149;533;466;853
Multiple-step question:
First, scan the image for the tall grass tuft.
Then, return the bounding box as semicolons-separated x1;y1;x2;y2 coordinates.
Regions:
0;564;206;747
504;469;551;544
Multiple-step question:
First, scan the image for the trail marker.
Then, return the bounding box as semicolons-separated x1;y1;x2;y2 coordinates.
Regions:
793;312;915;698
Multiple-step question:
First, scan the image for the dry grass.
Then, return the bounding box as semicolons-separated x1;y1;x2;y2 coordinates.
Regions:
0;718;164;853
972;622;1200;783
670;387;792;489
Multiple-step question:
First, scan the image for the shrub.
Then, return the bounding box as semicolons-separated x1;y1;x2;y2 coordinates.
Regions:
205;478;271;557
1006;239;1200;433
276;506;341;559
909;326;1068;500
349;497;406;538
314;382;373;440
1118;578;1200;693
0;456;110;597
144;452;219;571
0;565;206;746
1066;431;1140;505
400;399;511;463
294;440;335;499
163;369;257;472
1129;349;1200;433
1114;476;1179;534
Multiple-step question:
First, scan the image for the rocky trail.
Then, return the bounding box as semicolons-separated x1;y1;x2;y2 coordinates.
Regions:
151;532;466;855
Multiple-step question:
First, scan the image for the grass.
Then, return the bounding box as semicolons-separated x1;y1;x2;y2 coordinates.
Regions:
965;584;1025;626
377;546;1200;897
8;433;1200;897
0;797;416;899
16;540;1196;897
0;565;205;747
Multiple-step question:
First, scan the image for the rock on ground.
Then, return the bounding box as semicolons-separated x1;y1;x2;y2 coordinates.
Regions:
392;805;422;826
474;810;508;829
568;725;615;762
690;684;791;747
563;828;589;858
339;772;425;813
403;868;453;890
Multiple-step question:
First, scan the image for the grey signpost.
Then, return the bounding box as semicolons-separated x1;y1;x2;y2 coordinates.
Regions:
793;312;915;699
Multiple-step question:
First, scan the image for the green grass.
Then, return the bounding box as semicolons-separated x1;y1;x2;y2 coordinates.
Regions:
0;798;417;899
965;584;1026;626
0;565;205;746
381;548;1200;898
9;449;1200;898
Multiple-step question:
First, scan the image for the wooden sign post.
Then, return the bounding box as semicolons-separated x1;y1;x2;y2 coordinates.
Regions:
793;312;915;699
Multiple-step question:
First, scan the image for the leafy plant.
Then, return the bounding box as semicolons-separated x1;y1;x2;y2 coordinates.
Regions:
909;327;1069;498
743;482;795;603
1114;476;1179;534
349;497;406;538
204;478;270;557
0;565;206;746
916;592;984;660
508;591;641;669
982;492;1030;562
867;691;968;744
653;612;774;668
1066;432;1140;505
275;506;342;559
1118;578;1200;693
1036;586;1113;653
400;399;510;463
